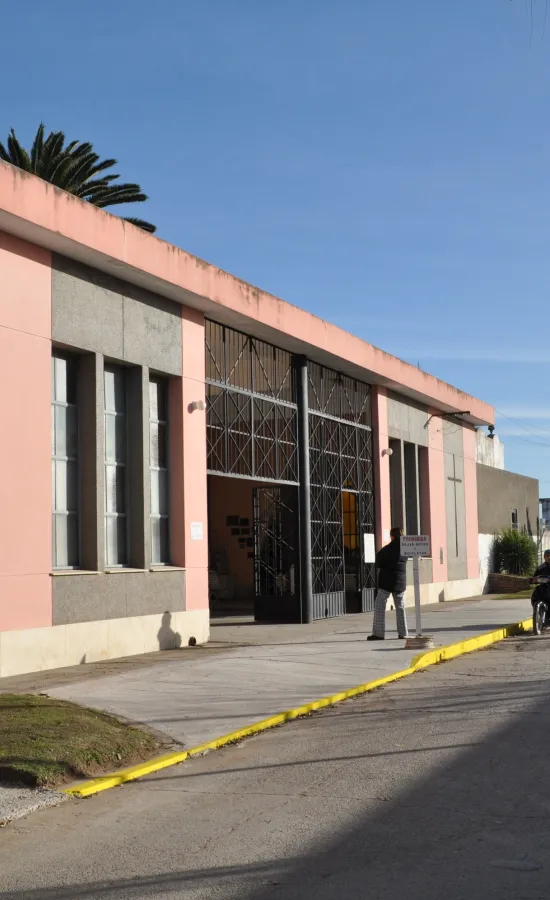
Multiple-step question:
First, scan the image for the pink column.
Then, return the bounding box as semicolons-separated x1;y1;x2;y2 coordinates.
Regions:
426;413;448;582
169;307;208;611
0;232;52;631
372;386;391;549
462;426;480;580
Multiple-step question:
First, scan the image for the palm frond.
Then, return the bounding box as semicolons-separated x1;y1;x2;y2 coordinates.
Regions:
1;124;156;232
123;216;157;233
30;123;45;172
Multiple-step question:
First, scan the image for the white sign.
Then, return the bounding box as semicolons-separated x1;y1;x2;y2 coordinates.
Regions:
363;533;376;564
400;535;430;558
190;522;204;541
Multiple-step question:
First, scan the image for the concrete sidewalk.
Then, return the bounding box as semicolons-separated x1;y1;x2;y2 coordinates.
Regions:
31;596;530;750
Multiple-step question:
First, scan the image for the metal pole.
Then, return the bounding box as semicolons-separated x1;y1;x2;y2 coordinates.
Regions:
296;357;313;624
413;556;422;636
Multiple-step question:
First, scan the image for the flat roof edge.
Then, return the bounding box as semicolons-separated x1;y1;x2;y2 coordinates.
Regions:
0;163;493;427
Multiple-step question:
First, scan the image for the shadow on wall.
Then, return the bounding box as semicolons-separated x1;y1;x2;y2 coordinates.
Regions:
157;612;182;650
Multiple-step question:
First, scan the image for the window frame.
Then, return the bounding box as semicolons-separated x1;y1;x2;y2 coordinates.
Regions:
149;375;170;565
104;365;129;567
51;351;80;570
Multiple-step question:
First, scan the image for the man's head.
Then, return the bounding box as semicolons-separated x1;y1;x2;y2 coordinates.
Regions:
544;550;550;564
390;527;403;542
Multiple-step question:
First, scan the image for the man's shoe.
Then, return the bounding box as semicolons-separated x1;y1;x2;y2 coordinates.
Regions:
367;634;384;641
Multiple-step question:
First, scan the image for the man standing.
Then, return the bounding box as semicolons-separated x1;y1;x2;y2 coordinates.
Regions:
367;527;408;641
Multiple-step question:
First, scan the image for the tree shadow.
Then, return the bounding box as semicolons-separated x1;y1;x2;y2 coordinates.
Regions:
4;652;550;899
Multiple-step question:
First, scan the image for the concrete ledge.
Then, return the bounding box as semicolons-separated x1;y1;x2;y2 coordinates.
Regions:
403;576;483;607
0;609;209;677
63;614;533;799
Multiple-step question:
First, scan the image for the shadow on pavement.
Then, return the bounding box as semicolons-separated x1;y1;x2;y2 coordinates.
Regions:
2;645;550;900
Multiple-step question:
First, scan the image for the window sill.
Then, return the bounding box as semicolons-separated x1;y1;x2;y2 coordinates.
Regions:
104;568;147;575
149;565;185;573
51;570;100;577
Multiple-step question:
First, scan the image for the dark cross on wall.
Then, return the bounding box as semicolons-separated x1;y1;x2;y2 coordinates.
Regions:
447;453;462;558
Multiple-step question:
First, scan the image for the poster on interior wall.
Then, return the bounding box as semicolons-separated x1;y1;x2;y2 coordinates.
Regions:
363;533;376;564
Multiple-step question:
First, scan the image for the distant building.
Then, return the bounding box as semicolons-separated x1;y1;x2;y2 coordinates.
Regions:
476;429;539;590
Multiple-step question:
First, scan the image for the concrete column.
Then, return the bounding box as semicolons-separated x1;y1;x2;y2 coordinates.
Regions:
427;412;448;582
126;365;149;570
462;426;480;579
169;307;208;611
78;352;103;571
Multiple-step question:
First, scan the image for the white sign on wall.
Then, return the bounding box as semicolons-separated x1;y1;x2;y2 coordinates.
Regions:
400;535;430;558
190;522;204;541
363;533;376;564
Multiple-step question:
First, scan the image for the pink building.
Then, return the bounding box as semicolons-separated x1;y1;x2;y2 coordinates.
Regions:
0;162;493;676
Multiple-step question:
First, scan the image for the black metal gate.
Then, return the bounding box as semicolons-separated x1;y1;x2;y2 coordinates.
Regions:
308;362;376;619
253;485;301;622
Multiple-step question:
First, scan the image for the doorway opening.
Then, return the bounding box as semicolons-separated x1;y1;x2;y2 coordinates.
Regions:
208;474;300;622
342;490;361;614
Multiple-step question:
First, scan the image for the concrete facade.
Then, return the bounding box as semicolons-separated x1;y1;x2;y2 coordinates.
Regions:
477;465;539;535
49;256;189;628
0;161;499;674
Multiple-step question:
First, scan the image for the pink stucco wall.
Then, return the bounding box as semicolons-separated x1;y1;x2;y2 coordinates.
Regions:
462;427;480;580
169;307;208;611
0;231;52;631
426;414;448;582
372;387;392;549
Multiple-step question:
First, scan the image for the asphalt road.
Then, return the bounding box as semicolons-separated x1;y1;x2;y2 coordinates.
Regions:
1;634;550;899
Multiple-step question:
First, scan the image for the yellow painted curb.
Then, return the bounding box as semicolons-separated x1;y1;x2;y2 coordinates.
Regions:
63;614;533;799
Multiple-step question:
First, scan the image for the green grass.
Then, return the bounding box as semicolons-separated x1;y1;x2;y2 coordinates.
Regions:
492;590;532;600
0;694;163;788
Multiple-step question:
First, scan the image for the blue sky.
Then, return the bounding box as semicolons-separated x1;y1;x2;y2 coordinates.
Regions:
2;1;550;488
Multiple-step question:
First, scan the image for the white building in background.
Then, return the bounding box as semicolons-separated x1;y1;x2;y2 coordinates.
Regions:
476;429;504;470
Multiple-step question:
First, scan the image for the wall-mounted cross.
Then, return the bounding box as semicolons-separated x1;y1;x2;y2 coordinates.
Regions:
447;454;462;557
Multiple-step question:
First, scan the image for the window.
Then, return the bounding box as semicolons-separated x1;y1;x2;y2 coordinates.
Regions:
150;377;169;563
104;367;127;566
52;353;79;568
511;509;519;532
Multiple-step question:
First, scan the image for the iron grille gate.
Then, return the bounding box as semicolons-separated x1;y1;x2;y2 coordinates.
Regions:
253;486;300;622
204;321;377;623
308;361;376;620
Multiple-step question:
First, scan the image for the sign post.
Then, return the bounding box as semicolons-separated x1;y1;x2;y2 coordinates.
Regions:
400;535;434;650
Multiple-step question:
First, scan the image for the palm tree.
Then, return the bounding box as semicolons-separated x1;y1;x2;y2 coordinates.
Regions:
0;123;156;233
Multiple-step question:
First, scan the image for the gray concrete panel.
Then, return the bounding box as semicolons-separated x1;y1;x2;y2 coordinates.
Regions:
122;294;182;375
52;257;124;359
387;392;429;446
52;570;186;625
52;255;182;375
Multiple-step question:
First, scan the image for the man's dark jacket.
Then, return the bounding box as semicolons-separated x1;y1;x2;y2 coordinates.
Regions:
375;540;407;593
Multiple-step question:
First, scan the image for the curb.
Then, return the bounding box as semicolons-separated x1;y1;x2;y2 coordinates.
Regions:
63;615;532;799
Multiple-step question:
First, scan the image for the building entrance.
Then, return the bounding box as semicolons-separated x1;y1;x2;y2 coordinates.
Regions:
205;320;376;623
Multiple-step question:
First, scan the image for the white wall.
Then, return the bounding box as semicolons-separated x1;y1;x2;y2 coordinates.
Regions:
476;430;505;469
478;533;494;593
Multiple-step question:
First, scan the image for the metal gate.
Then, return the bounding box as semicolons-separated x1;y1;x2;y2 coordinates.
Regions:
308;362;376;619
253;485;300;622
